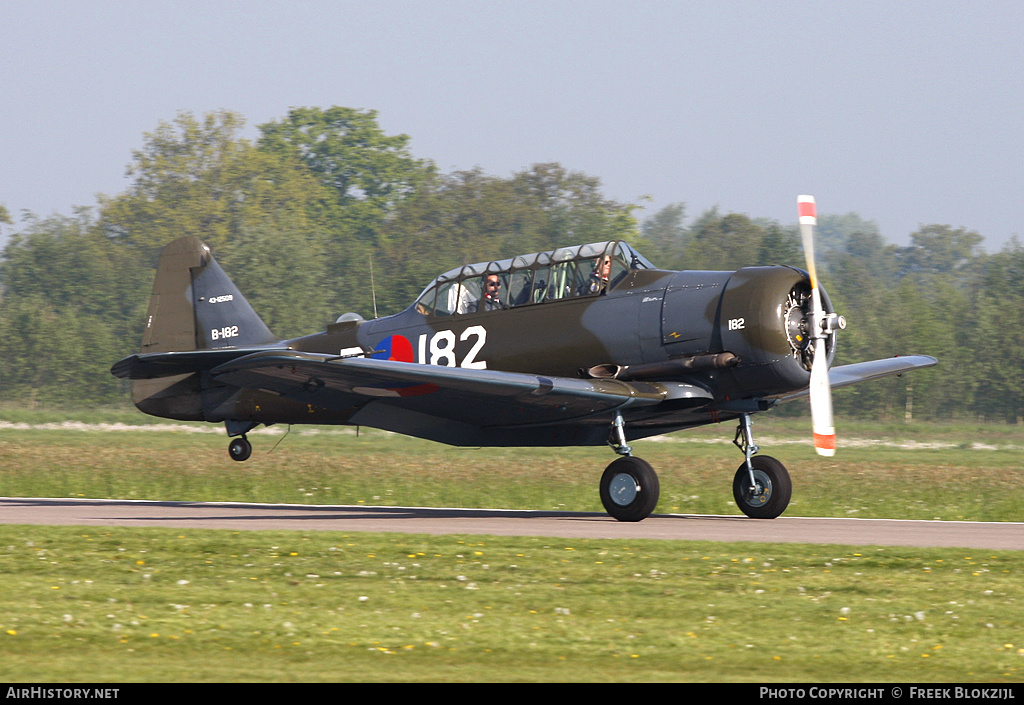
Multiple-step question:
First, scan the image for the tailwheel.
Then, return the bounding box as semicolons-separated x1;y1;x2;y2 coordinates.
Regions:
733;455;791;519
228;436;252;462
600;456;660;522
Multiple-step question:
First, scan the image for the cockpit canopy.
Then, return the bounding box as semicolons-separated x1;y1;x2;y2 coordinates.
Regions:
414;240;655;317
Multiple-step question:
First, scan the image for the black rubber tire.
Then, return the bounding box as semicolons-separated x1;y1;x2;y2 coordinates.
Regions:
732;455;792;519
599;456;660;522
228;437;252;462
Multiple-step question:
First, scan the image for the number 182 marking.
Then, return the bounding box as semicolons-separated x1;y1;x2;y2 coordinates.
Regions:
418;325;487;369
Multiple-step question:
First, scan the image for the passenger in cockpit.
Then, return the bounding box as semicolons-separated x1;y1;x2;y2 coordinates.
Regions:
584;255;612;294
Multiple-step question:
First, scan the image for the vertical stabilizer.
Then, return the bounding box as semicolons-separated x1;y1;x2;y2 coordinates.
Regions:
132;237;277;420
140;237;277;353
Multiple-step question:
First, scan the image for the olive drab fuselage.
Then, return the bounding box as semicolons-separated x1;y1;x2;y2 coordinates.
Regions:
296;265;826;401
124;239;833;442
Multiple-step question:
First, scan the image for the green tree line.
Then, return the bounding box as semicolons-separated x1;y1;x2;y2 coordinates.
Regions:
0;107;1020;423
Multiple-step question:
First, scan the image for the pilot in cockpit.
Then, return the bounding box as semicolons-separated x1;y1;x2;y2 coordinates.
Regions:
478;274;506;312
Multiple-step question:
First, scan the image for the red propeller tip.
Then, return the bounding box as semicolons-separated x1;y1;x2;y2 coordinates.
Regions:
813;432;836;453
797;195;817;224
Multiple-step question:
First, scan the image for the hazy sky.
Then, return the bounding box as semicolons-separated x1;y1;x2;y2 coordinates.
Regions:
3;0;1022;250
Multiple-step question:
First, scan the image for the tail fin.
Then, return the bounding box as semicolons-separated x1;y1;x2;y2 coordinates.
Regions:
141;237;277;353
128;237;277;420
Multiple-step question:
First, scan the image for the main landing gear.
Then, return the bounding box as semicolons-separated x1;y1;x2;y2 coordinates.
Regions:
599;413;660;522
731;414;792;519
598;412;792;522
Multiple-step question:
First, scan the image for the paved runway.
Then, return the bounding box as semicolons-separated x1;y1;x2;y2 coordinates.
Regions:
2;497;1021;549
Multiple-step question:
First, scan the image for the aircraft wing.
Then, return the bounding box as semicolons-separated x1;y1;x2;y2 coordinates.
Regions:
209;350;711;442
827;355;938;389
775;354;937;403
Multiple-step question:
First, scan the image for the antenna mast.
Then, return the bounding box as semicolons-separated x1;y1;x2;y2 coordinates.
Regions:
369;255;379;319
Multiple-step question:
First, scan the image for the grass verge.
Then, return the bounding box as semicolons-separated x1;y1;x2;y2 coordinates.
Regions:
1;525;1021;682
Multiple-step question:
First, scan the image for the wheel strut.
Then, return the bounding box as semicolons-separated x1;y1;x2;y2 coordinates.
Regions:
608;412;632;457
733;414;760;492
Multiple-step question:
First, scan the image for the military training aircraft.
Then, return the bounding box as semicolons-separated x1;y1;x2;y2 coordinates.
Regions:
111;196;936;522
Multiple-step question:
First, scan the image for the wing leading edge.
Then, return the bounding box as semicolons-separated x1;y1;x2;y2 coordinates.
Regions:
775;354;938;403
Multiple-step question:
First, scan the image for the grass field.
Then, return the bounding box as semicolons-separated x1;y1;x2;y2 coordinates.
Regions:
0;408;1022;682
1;526;1021;682
1;409;1022;521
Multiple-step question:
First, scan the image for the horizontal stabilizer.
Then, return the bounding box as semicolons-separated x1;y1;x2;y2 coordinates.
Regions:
111;347;283;380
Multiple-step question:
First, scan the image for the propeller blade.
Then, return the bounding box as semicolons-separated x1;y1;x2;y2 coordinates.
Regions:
797;195;820;290
809;337;836;456
797;195;837;456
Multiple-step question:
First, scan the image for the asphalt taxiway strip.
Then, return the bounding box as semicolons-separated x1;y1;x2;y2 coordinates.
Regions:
1;497;1021;550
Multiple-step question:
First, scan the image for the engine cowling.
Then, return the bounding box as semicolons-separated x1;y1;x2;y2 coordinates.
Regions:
660;266;839;399
723;266;834;394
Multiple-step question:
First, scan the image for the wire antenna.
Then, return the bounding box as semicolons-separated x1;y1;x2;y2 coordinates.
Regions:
369;255;379;319
269;425;291;454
